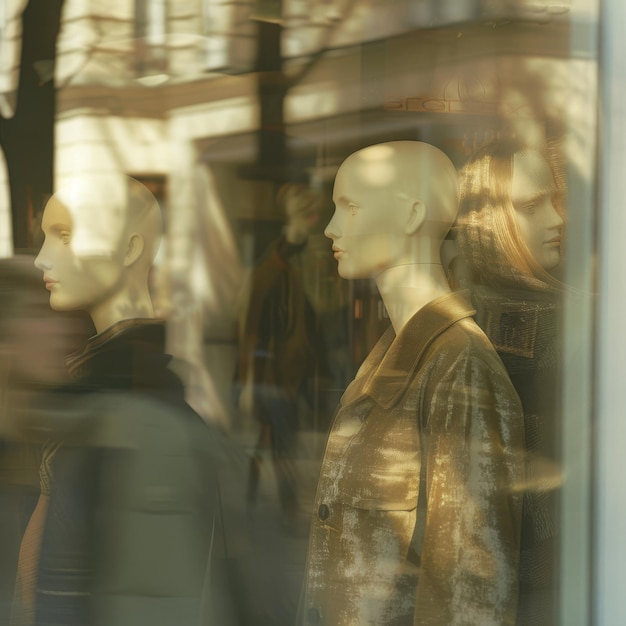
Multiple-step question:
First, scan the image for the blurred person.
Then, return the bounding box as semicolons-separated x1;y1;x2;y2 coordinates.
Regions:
453;139;565;625
237;182;326;531
234;181;347;626
299;141;525;625
10;174;236;626
0;257;86;626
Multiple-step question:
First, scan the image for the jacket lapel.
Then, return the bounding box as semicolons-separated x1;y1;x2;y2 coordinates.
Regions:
341;291;476;410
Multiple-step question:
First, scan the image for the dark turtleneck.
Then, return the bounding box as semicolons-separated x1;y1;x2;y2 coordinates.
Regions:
64;318;187;407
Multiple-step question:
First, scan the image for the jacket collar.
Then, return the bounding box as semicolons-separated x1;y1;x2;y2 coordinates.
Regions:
65;318;170;386
341;290;476;409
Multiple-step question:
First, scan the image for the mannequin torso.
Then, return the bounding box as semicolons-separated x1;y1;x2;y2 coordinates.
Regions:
299;142;525;625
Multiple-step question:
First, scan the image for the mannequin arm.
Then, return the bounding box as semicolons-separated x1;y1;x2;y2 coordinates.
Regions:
414;349;524;626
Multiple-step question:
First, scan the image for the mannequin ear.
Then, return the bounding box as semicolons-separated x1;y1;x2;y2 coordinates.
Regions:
405;200;426;235
124;233;144;267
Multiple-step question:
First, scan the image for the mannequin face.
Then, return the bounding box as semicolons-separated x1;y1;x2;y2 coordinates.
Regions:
34;196;126;314
511;151;564;271
325;154;409;279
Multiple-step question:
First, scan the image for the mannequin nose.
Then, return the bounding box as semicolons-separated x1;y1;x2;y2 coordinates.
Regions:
34;249;51;271
548;203;564;230
324;211;341;240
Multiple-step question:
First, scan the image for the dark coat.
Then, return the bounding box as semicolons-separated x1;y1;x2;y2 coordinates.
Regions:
238;236;321;402
469;285;562;626
16;320;235;626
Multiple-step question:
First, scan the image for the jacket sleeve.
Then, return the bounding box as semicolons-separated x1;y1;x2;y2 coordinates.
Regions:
413;347;525;626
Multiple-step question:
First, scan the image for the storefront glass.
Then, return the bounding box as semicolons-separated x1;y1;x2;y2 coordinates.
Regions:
0;1;605;624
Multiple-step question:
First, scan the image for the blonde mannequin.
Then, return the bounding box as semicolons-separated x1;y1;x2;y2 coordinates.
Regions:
455;139;564;291
455;139;565;626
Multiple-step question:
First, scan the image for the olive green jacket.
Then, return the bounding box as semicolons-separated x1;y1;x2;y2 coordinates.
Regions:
299;291;525;626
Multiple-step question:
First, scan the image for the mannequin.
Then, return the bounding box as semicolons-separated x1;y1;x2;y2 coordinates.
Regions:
326;141;458;329
453;139;564;290
299;142;525;626
454;139;565;626
32;175;185;402
19;175;234;626
35;175;161;333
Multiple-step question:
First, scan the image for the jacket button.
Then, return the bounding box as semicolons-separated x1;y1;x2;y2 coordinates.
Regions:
307;607;321;624
318;504;330;520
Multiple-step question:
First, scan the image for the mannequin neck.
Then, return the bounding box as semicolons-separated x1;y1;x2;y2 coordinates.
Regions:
88;283;155;334
375;263;450;333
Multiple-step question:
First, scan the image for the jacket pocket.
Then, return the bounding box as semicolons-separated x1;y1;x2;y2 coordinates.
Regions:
334;467;419;512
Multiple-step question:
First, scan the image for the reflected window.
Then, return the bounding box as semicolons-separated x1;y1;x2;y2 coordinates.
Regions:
134;0;168;76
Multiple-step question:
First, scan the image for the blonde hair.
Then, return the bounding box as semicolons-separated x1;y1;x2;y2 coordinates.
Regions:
456;139;563;291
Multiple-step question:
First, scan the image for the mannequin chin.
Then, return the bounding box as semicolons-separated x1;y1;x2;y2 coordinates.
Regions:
35;175;162;333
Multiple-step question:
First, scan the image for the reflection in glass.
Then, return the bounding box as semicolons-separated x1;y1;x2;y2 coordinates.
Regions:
0;257;87;626
11;176;237;626
0;0;600;622
237;182;327;531
454;139;565;626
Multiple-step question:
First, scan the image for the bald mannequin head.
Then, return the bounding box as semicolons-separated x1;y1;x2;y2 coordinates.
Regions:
35;174;163;333
325;141;458;280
